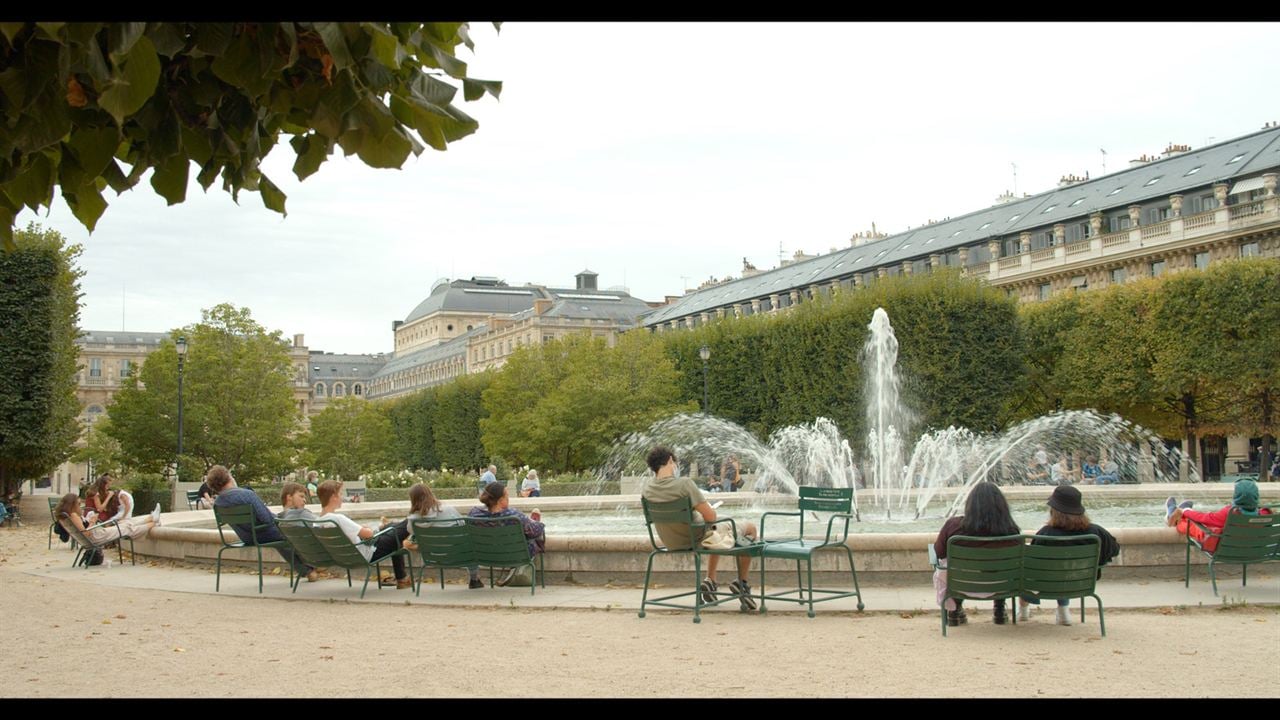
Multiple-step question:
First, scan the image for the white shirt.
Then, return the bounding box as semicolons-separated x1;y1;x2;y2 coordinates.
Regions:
521;476;540;492
106;489;134;524
316;512;372;561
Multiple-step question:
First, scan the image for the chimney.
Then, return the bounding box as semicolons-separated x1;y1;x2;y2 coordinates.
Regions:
994;190;1016;205
1161;142;1191;159
533;299;553;315
1129;153;1157;168
293;333;305;348
1058;172;1089;187
391;320;403;332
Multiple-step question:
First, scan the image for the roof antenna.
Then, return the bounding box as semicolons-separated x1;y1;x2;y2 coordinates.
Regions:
1100;148;1107;175
1011;162;1018;196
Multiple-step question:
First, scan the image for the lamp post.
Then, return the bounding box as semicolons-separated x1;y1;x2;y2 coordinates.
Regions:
699;345;710;414
175;336;187;498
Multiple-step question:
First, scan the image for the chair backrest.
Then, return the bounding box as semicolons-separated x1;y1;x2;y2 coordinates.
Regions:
468;517;532;566
48;497;61;522
410;517;476;567
276;519;337;567
185;491;201;509
796;486;853;538
213;504;263;546
307;520;374;569
945;534;1024;600
1022;534;1100;600
640;496;700;551
58;512;98;549
1213;508;1280;563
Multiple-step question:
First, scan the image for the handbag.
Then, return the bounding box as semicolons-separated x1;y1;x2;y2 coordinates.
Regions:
497;565;535;587
699;525;735;551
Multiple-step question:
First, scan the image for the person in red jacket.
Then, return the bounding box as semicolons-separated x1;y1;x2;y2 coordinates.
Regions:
1166;479;1270;552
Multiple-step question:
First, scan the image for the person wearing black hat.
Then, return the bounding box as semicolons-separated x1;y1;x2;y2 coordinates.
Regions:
1018;486;1120;626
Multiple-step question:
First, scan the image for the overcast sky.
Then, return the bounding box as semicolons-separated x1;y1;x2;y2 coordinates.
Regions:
17;22;1280;355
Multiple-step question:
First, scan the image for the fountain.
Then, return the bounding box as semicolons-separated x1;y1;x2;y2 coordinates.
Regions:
606;307;1195;524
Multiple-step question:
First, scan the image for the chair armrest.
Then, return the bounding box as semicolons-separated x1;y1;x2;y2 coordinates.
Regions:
821;513;855;546
364;525;398;544
759;510;801;542
928;545;939;569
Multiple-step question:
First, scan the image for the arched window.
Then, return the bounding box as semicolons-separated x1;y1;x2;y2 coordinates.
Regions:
315;382;326;397
353;384;362;396
334;382;345;397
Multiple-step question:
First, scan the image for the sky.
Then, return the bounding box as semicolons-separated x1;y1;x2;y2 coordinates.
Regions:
17;22;1280;355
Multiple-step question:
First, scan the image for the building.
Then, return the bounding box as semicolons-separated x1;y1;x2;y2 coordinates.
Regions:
366;271;654;399
642;125;1280;477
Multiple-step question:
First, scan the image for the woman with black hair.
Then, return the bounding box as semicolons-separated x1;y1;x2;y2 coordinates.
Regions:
933;481;1021;626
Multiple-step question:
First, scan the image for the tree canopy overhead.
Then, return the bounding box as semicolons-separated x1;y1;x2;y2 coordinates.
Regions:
0;22;502;248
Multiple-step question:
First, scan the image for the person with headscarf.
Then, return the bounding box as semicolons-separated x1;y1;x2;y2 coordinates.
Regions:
1166;479;1271;552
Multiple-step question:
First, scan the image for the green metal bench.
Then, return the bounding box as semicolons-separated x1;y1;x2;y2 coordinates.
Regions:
1184;506;1280;596
638;496;761;624
940;534;1104;637
213;504;293;594
275;518;352;592
758;486;864;617
306;520;413;599
408;516;545;595
58;512;134;569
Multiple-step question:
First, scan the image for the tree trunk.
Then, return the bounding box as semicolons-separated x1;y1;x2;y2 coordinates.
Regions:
1262;392;1274;482
1183;393;1201;480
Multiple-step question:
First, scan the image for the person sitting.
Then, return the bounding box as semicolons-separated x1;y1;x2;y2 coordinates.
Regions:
196;480;217;510
1025;457;1051;485
640;445;759;611
91;473;161;538
1050;457;1075;485
934;481;1022;626
209;465;317;583
1095;459;1120;485
469;481;546;586
313;480;411;589
400;483;478;588
1018;486;1120;625
278;482;317;521
1166;479;1272;552
83;475;113;523
705;475;723;493
519;469;542;498
55;491;158;545
304;471;319;503
1080;456;1101;485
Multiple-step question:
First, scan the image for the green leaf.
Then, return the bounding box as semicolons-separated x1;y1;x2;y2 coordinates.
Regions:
35;23;65;40
107;22;146;59
315;22;353;70
407;72;457;106
211;32;272;97
0;217;13;251
67;126;122;181
194;23;233;56
100;160;130;193
0;68;26;112
146;23;188;58
367;24;401;69
258;174;286;215
196;160;220;191
289;134;330;182
149;152;189;205
2;150;56;211
462;78;502;102
97;35;161;125
427;44;467;78
180;126;213;166
63;182;108;232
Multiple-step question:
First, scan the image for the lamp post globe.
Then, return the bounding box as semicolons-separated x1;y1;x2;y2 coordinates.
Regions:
699;345;710;414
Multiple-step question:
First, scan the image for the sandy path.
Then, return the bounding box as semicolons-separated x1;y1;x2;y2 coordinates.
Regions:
2;521;1277;698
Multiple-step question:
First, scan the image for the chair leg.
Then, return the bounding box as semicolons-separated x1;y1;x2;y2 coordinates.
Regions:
1242;563;1247;587
1209;560;1219;597
806;560;816;618
438;568;445;589
1184;536;1191;588
639;552;657;619
759;553;768;614
796;560;804;604
215;548;224;592
346;569;352;587
692;553;703;624
846;547;864;611
360;567;372;599
256;546;264;594
1094;594;1106;637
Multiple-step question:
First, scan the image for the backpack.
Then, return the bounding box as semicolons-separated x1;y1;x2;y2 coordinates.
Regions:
79;548;104;567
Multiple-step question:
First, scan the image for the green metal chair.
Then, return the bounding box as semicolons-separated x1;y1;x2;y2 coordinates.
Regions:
185;491;201;511
213;504;293;593
49;497;76;550
1022;534;1105;637
638;496;760;624
1184;507;1280;596
940;534;1024;637
470;517;545;594
306;520;413;599
58;512;133;568
409;517;476;595
275;518;351;592
758;486;863;617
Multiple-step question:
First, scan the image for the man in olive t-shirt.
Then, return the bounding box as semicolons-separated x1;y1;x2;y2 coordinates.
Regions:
640;446;758;611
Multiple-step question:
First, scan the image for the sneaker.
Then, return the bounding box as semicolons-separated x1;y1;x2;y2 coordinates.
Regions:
1055;606;1074;626
1179;500;1194;511
150;504;162;525
1018;600;1033;622
396;578;413;590
993;603;1007;625
729;579;757;612
699;577;718;604
947;609;968;626
1164;497;1178;522
469;577;484;589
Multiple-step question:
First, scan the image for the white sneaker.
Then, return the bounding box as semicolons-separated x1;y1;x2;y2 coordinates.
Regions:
1055;606;1073;626
151;504;162;525
1018;602;1033;621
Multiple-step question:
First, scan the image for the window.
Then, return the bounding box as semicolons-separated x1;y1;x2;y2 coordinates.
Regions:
1002;237;1020;257
1227;153;1246;164
1107;187;1124;196
1108;215;1131;233
1184;166;1202;176
1148;206;1171;223
315;382;326;397
1192;194;1218;214
1069;198;1085;207
1031;231;1055;251
979;222;992;230
89;358;101;377
1240;241;1260;258
447;324;453;332
1066;222;1091;243
1041;204;1058;214
1008;214;1021;223
1038;283;1051;300
1144;176;1162;187
334;383;345;397
1111;268;1127;284
119;359;131;377
950;230;963;237
1150;259;1166;277
1194;251;1210;270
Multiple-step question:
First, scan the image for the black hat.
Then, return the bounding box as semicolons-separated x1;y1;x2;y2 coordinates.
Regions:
1047;485;1085;515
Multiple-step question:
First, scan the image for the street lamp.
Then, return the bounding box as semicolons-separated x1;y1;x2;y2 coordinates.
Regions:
699;345;710;414
175;336;187;494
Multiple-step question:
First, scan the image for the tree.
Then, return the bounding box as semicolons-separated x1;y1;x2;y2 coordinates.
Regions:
105;303;299;480
433;372;490;472
0;222;82;498
69;415;130;481
0;22;502;248
1012;292;1084;422
301;396;394;481
387;389;439;471
482;332;695;472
